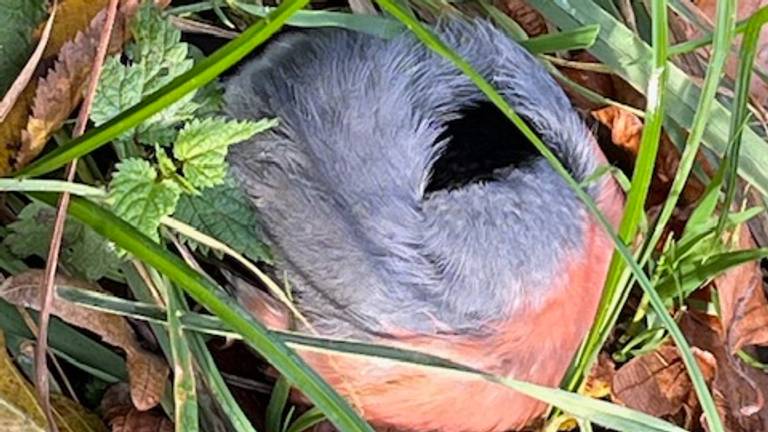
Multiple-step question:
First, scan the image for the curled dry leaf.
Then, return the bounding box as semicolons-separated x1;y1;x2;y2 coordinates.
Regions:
101;384;173;432
582;353;615;399
0;330;107;431
498;0;548;37
591;105;706;206
611;344;716;429
681;312;768;431
715;223;768;352
0;270;169;411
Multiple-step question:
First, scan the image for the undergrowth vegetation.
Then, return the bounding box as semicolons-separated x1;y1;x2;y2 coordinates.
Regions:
1;0;767;431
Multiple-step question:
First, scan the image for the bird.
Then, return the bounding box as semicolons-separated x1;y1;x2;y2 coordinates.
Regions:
224;19;624;432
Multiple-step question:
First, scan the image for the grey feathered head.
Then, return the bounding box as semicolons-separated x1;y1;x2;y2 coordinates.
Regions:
225;20;606;339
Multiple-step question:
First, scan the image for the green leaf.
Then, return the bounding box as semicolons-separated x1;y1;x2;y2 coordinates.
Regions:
109;158;181;242
0;0;47;94
173;117;276;189
91;58;144;129
2;202;121;280
129;2;193;94
91;4;198;147
174;177;271;262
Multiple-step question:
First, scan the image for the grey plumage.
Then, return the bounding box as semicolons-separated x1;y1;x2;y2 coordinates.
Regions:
225;20;602;339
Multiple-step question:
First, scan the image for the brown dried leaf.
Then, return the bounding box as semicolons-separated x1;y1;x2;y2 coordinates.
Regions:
0;0;108;175
715;223;768;352
558;51;617;111
582;353;615;399
591;106;643;153
498;0;548;37
51;393;108;432
0;0;170;174
0;270;169;411
0;329;47;431
0;330;107;431
18;3;134;168
101;384;173;432
692;0;768;107
591;106;707;206
681;312;768;431
611;344;716;425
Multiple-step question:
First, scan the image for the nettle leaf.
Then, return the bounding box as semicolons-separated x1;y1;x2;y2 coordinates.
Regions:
128;2;193;94
175;177;271;262
109;158;181;242
91;58;144;128
0;0;47;94
91;3;197;147
2;202;121;280
173;117;276;189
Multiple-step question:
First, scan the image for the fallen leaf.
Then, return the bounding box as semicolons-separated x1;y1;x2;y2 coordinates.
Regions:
499;0;548;37
692;0;768;107
18;3;134;168
0;3;56;122
591;105;707;207
0;0;172;175
0;329;107;431
0;329;48;431
0;0;110;175
51;393;108;432
557;51;617;111
582;353;615;399
101;383;173;432
714;223;768;353
0;270;169;411
591;106;643;154
611;344;716;429
681;312;768;431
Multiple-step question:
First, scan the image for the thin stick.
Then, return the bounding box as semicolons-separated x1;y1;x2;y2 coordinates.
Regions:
35;1;120;429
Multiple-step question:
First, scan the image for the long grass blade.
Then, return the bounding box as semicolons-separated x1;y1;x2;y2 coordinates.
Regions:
28;193;373;432
373;3;723;430
56;286;687;432
564;0;668;392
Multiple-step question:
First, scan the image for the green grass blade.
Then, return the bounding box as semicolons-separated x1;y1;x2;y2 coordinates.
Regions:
266;376;291;432
167;283;199;431
232;0;405;39
0;179;106;197
57;287;686;432
16;0;311;178
520;24;600;53
285;407;325;432
28;193;373;432
374;2;722;430
717;7;768;233
564;0;669;391
533;0;768;200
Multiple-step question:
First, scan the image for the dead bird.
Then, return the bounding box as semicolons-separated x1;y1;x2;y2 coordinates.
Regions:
225;19;624;432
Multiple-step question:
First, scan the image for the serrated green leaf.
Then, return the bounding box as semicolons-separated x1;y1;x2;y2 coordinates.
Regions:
174;177;271;262
0;0;47;94
174;118;276;189
91;58;144;129
91;4;198;147
109;158;181;242
2;202;121;280
129;3;193;94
